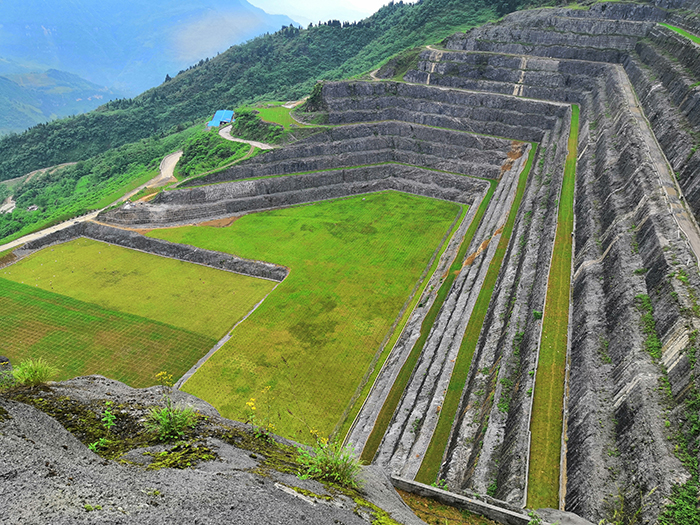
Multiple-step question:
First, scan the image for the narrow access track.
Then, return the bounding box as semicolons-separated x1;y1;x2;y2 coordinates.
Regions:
219;125;275;150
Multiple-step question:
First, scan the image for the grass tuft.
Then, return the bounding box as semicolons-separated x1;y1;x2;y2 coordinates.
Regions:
298;440;363;489
12;357;58;386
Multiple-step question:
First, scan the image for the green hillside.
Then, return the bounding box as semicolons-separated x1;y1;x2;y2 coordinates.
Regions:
0;0;517;183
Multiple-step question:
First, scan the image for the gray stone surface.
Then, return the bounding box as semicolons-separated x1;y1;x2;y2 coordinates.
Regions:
391;3;700;521
0;376;425;525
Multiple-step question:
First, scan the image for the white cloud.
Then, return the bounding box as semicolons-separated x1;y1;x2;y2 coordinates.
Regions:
248;0;418;25
171;12;261;62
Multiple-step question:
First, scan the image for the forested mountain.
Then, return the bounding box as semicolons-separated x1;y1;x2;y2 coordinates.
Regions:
0;0;536;244
0;0;525;183
0;0;297;95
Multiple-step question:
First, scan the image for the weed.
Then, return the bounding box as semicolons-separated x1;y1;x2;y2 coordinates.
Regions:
431;478;449;490
88;437;110;452
102;401;116;430
599;337;613;364
497;378;513;413
410;417;423;434
244;385;277;441
12;357;58;387
487;479;498;496
633;268;648;275
634;295;662;360
83;504;102;512
533;310;543;320
601;487;657;525
144;372;198;441
298;439;363;489
528;511;543;525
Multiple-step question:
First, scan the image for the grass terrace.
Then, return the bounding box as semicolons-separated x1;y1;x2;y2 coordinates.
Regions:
415;143;537;484
0;278;215;387
527;106;579;508
659;23;700;45
148;191;462;443
2;238;276;338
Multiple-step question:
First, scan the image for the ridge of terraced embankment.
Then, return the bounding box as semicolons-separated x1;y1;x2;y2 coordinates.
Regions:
95;1;700;522
388;0;700;522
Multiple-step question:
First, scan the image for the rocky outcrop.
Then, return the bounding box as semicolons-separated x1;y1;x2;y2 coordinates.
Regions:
392;3;700;523
0;375;424;525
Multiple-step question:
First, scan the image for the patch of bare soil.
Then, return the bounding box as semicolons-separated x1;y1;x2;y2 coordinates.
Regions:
198;216;240;228
462;224;504;268
0;252;17;268
500;141;526;178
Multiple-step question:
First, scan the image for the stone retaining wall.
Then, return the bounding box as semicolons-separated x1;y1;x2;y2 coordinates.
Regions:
102;165;491;228
13;222;287;282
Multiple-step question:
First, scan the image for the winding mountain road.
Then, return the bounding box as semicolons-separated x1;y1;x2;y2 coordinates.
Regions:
0;150;184;252
219;125;274;150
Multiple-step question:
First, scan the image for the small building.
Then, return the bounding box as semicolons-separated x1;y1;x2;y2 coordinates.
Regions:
206;110;234;128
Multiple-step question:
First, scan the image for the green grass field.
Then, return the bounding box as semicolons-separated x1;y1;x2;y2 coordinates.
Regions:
527;106;579;508
2;238;276;339
415;143;537;484
660;23;700;45
0;278;216;387
335;203;468;441
250;104;312;129
148;191;461;443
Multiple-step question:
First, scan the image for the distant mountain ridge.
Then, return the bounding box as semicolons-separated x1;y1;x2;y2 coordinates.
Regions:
0;69;121;136
0;0;298;95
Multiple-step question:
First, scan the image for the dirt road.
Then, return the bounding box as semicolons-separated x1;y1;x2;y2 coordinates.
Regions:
0;151;184;252
219;125;274;150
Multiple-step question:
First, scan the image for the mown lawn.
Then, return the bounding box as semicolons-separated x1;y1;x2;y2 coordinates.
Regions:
0;278;216;387
148;191;461;443
2;238;276;339
250;104;312;129
527;105;579;508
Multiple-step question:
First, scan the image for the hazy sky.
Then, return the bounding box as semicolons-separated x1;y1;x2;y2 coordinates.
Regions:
248;0;418;26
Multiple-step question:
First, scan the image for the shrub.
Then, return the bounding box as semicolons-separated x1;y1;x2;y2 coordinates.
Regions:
12;357;58;386
298;440;363;489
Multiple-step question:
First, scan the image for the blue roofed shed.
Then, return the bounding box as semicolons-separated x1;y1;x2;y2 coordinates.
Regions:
207;110;234;127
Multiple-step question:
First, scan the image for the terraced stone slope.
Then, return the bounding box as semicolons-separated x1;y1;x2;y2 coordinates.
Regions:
99;1;700;522
394;0;700;521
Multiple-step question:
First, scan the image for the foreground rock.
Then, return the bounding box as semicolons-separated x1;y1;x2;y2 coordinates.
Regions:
0;376;424;525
